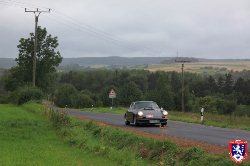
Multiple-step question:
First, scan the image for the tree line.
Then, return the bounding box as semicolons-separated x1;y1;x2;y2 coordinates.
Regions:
52;69;249;116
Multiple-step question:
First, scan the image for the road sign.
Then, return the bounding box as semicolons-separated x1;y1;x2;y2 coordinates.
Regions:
109;89;116;98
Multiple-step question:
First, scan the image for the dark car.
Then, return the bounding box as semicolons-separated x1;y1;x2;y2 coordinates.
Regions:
124;101;168;127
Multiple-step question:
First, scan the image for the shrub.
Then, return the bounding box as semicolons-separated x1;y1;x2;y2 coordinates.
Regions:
0;94;9;104
235;105;250;117
47;108;71;128
216;99;237;115
190;96;237;115
10;85;43;105
54;84;77;107
73;93;93;108
181;147;204;163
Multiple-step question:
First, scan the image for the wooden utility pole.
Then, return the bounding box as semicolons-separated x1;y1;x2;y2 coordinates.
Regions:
25;8;50;87
175;59;190;112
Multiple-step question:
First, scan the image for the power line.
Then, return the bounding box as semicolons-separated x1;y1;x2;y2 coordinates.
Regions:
51;11;159;55
54;10;160;52
1;0;163;56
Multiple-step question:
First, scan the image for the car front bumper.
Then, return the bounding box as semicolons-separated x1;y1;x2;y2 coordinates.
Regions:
136;118;168;125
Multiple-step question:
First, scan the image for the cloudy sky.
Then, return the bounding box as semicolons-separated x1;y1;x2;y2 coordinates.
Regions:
1;0;250;59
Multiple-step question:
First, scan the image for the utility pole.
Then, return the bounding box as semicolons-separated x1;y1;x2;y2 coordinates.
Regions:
25;8;50;87
175;58;190;112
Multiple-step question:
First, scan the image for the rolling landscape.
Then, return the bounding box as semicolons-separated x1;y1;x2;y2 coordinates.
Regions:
1;0;250;165
2;57;250;73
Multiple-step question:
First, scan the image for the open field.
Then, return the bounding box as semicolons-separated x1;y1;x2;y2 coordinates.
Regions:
81;107;250;130
147;60;250;74
0;103;118;166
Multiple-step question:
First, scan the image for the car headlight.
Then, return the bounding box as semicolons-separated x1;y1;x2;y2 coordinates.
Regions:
138;111;143;116
162;110;168;116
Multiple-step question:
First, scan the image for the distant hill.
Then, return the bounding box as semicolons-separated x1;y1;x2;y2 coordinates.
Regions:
0;57;171;69
1;57;250;69
60;56;171;67
0;58;16;68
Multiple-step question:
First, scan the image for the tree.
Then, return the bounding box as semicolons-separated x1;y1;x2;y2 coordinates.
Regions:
54;84;77;108
223;73;234;94
206;75;217;94
217;76;225;93
73;93;93;108
119;82;142;106
5;26;62;91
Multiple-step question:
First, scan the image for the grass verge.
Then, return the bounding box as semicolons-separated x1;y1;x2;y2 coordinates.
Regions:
168;111;250;131
0;103;118;166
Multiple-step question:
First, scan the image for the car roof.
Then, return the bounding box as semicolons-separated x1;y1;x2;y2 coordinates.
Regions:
134;101;155;103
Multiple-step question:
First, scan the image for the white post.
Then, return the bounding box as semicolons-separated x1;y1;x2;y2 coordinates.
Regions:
201;108;204;122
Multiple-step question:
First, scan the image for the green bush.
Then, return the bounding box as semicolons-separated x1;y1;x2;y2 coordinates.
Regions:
54;84;77;108
216;99;237;115
47;108;71;128
0;94;9;104
54;84;94;108
10;85;43;105
73;93;93;108
190;96;237;115
235;105;250;117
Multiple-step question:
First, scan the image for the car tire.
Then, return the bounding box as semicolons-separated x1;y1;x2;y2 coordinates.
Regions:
161;122;167;127
125;120;130;125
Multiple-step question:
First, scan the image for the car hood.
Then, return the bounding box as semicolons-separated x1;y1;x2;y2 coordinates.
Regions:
135;108;163;118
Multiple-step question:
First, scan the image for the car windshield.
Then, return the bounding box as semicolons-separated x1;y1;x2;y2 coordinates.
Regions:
134;102;159;110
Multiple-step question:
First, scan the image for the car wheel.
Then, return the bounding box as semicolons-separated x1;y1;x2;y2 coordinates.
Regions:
161;122;167;127
125;120;130;125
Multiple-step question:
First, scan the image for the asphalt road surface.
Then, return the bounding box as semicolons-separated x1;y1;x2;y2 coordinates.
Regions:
64;109;250;152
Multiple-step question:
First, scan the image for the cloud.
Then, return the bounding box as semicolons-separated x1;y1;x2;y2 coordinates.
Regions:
1;0;250;58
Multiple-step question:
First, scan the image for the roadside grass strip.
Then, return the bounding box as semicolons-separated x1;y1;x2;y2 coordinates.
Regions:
0;103;118;166
168;111;250;131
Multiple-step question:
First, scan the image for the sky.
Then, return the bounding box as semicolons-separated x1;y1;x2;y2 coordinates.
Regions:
0;0;250;59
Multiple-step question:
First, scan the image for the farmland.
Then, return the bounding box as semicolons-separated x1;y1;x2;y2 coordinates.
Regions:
147;60;250;74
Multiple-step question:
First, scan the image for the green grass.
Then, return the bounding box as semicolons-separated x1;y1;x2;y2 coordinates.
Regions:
0;103;118;166
81;107;126;115
81;107;250;130
169;111;250;130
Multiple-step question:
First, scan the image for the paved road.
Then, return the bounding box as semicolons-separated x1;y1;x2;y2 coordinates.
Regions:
64;109;250;151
